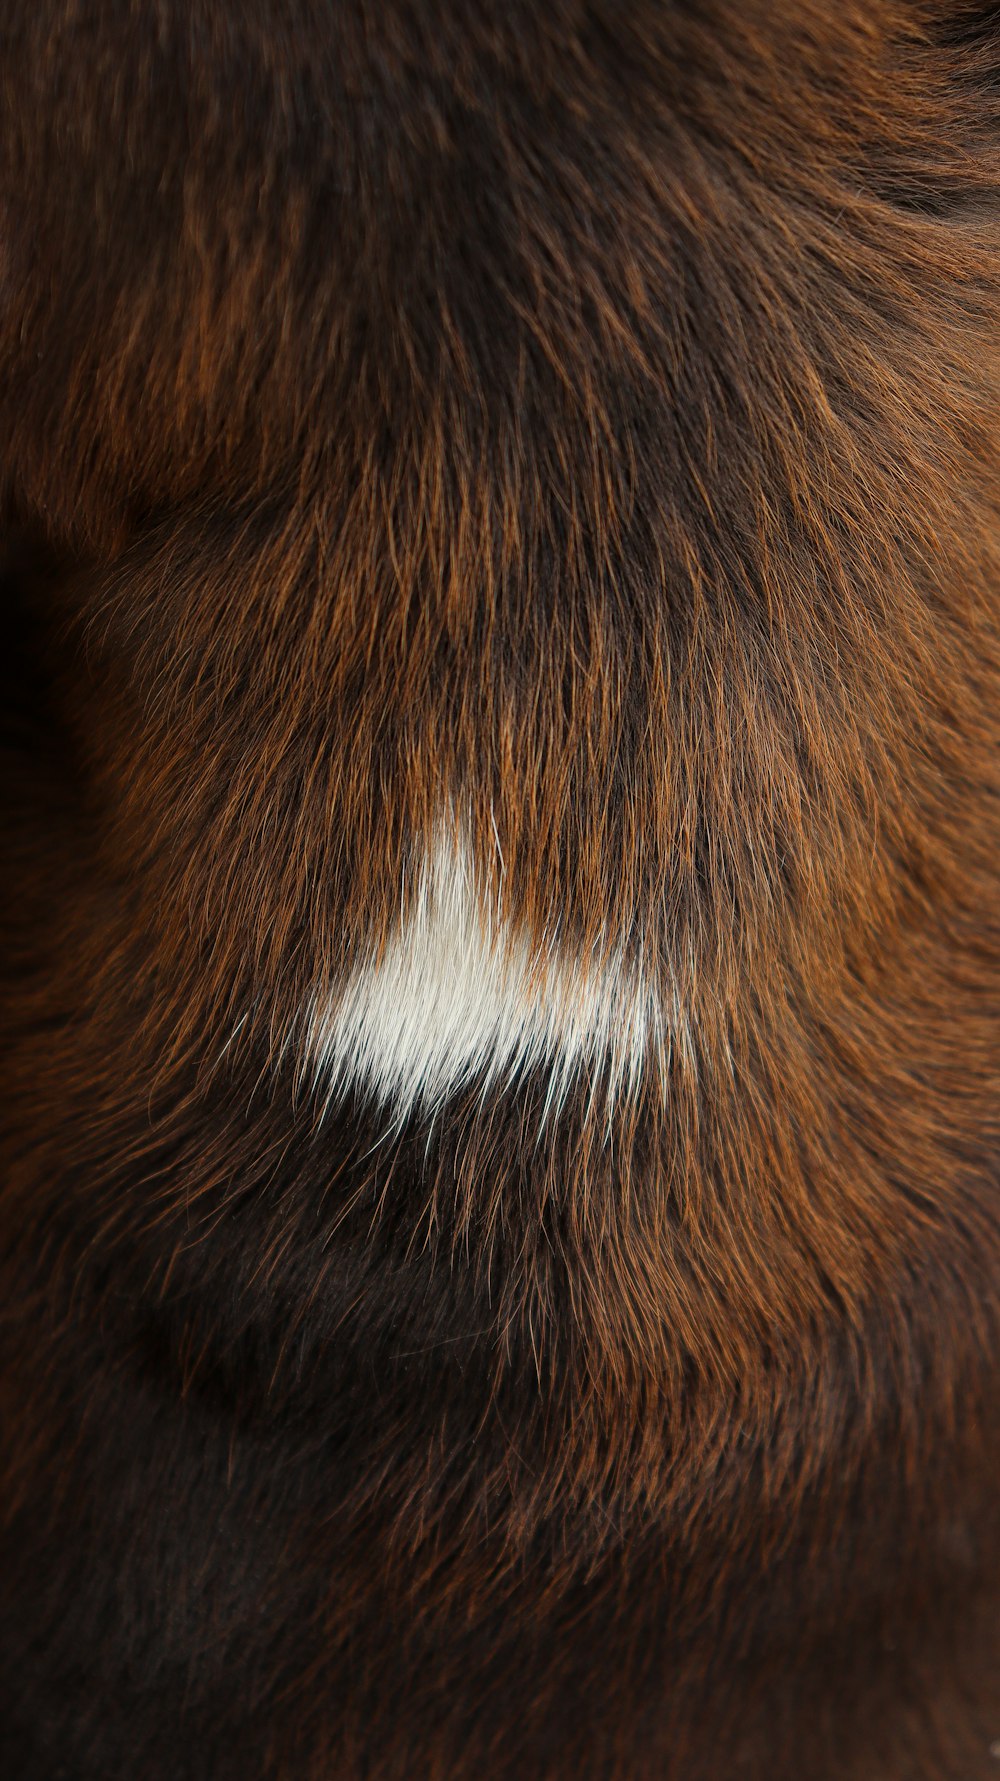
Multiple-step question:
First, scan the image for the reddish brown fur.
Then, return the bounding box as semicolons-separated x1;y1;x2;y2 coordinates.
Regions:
1;2;999;1776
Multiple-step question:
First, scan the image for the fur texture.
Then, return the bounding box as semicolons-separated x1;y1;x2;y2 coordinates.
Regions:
1;2;999;1777
305;820;677;1120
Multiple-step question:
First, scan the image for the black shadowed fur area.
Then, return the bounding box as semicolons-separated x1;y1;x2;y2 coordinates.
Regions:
1;4;999;1777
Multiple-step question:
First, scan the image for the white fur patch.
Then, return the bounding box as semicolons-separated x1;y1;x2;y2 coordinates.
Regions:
305;826;678;1122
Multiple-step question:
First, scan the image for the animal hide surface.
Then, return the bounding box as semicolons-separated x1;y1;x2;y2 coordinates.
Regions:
0;3;998;1776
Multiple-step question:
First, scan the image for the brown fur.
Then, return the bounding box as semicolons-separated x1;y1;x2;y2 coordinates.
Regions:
1;2;999;1776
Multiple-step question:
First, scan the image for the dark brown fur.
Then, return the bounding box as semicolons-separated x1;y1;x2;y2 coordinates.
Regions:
1;2;999;1775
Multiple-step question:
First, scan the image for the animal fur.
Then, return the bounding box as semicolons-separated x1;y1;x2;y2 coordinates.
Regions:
0;1;999;1775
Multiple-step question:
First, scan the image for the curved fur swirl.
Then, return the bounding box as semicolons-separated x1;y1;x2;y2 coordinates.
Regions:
0;4;999;1778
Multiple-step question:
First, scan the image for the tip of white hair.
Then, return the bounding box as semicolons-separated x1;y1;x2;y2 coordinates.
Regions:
304;824;681;1125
